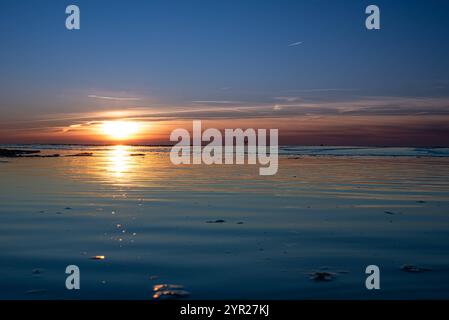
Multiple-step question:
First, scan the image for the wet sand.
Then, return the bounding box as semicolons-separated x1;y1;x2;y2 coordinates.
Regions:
1;146;449;299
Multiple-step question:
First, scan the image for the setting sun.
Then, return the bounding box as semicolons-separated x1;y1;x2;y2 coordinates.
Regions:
101;121;141;140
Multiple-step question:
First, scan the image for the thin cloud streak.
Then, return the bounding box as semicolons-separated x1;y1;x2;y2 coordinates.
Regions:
285;88;359;93
7;96;449;127
192;101;241;104
2;96;449;146
88;95;142;101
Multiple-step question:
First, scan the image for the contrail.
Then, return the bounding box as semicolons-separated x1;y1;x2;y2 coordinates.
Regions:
288;41;303;47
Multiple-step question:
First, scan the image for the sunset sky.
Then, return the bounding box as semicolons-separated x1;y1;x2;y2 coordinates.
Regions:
1;0;449;146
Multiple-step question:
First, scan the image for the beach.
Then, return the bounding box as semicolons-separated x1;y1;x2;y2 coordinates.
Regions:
1;145;449;299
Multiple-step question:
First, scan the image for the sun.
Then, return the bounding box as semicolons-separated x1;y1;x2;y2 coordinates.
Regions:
101;121;141;140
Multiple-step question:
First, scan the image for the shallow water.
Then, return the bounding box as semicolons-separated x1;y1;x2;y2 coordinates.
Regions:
1;146;449;299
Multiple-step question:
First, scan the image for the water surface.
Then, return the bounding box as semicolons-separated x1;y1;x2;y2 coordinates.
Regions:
1;146;449;299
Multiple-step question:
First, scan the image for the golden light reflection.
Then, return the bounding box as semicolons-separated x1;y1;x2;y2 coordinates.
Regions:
107;145;131;178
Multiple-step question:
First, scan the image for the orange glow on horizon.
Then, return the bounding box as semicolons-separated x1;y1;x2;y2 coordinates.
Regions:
3;115;449;146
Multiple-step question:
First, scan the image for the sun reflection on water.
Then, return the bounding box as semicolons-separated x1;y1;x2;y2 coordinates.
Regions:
107;145;131;178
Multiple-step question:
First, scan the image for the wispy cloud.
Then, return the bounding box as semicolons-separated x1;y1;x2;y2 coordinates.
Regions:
285;88;358;93
13;96;449;126
3;96;449;145
88;95;142;101
192;100;241;104
274;97;302;102
4;96;449;141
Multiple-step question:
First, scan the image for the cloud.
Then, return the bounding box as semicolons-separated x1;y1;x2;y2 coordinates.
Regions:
192;100;240;104
288;41;303;47
88;95;142;101
285;88;358;93
97;97;449;121
274;97;302;102
5;96;449;137
270;97;449;117
4;95;449;146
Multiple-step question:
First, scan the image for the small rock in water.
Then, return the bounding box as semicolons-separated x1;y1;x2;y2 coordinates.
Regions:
32;268;44;275
309;271;336;282
153;284;184;291
65;207;72;210
206;219;226;224
416;200;426;204
66;152;93;157
153;284;190;300
236;222;244;225
384;211;396;215
153;289;190;300
90;255;105;260
400;265;432;273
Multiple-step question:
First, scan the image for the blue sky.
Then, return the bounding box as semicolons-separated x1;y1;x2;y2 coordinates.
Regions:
1;0;449;145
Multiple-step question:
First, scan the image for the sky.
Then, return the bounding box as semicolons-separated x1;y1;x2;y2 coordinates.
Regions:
1;0;449;146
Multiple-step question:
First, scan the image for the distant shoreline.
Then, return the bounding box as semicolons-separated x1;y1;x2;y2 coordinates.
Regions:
2;146;449;158
1;143;449;148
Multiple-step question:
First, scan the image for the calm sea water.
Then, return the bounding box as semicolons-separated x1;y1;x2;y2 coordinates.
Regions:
1;146;449;299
